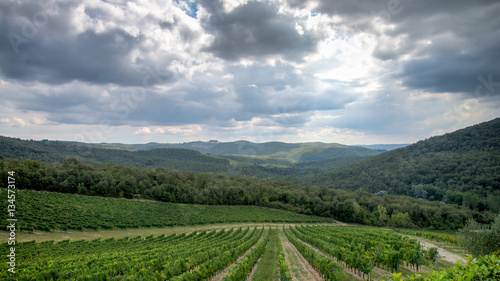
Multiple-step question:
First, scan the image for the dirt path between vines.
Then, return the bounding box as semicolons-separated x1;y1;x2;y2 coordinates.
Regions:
245;256;263;281
297;237;366;280
211;228;266;281
403;235;466;264
279;230;323;281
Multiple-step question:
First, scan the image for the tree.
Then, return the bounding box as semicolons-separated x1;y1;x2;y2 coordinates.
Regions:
378;205;389;225
459;214;500;256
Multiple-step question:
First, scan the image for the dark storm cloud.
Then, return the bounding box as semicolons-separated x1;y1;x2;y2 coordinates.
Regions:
1;0;499;144
392;1;500;95
0;1;175;86
398;48;500;95
200;1;319;62
0;29;152;86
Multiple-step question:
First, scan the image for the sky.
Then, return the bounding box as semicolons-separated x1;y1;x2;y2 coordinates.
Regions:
0;0;499;145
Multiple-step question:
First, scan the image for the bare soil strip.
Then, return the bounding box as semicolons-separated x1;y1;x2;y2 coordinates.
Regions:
246;256;263;281
279;229;323;281
403;235;466;264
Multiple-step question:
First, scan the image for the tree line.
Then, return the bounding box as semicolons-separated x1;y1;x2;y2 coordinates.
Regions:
1;156;495;230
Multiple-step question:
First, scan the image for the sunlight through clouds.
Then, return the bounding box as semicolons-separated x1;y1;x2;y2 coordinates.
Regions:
0;0;498;144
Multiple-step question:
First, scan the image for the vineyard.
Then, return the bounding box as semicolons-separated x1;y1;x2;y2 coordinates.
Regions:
0;224;473;281
0;189;330;232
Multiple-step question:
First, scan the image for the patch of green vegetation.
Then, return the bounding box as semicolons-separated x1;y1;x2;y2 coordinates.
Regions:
394;228;461;246
392;254;500;280
294;155;369;173
0;136;231;173
272;144;379;162
0;189;331;232
222;154;296;166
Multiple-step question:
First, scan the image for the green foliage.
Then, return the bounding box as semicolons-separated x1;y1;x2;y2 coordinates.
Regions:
223;227;270;281
271;144;380;162
291;226;436;275
284;227;345;280
391;254;500;280
172;227;265;281
277;230;292;281
294;155;369;173
394;229;461;246
0;227;266;280
222;154;296;166
459;214;500;256
0;136;231;173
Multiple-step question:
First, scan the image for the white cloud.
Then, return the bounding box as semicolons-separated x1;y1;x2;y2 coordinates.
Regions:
133;127;152;134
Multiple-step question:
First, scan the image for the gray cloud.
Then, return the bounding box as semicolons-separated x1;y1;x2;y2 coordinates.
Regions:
0;0;176;86
289;0;500;95
398;48;500;95
201;1;319;62
228;62;355;121
0;29;152;86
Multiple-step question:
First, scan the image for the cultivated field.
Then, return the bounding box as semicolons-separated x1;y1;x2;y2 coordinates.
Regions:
1;224;464;280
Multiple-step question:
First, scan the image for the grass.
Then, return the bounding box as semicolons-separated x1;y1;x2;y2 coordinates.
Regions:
280;229;312;279
283;243;308;278
251;227;280;281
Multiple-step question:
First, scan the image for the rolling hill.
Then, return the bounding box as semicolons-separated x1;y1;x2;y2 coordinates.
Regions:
101;140;382;162
306;118;500;212
0;137;384;177
0;137;230;173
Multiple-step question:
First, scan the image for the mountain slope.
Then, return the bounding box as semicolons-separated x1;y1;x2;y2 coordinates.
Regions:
0;137;230;173
307;118;500;212
0;137;382;178
352;144;410;151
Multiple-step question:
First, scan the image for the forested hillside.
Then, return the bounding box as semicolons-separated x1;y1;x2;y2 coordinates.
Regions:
0;136;230;173
102;140;382;161
307;118;500;212
1;156;494;230
0;136;387;180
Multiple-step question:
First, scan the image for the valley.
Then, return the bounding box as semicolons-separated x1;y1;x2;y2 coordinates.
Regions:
1;118;499;280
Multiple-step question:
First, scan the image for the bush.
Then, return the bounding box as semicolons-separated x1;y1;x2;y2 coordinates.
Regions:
459;214;500;256
391;253;500;280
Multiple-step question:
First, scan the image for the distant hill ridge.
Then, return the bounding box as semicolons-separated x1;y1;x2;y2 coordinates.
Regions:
352;144;410;151
0;136;383;176
101;140;382;163
0;137;231;173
